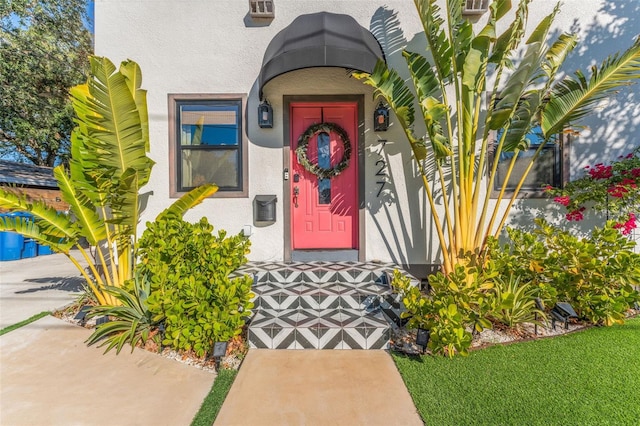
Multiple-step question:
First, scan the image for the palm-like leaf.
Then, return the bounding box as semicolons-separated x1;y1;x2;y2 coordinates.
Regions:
156;183;219;220
352;61;425;158
0;189;77;240
542;37;640;137
414;0;453;82
0;214;74;252
71;56;152;178
54;165;106;245
404;51;452;160
85;279;158;354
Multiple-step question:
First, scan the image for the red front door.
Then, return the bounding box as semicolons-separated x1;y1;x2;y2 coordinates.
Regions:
290;103;358;250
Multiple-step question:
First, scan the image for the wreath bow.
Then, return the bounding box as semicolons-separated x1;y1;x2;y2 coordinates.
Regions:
295;122;351;180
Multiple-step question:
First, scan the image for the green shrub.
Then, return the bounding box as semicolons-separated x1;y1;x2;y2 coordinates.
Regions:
137;216;254;357
492;219;640;326
393;266;494;357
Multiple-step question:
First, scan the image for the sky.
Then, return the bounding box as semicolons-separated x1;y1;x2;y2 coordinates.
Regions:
85;0;94;33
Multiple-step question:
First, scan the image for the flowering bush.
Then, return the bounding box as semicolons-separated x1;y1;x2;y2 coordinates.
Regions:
546;147;640;233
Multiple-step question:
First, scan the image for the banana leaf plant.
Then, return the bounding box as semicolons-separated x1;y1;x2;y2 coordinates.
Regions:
0;56;217;305
353;0;640;274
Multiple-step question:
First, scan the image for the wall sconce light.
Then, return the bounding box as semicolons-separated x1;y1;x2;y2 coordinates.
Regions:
374;101;389;132
416;327;430;353
258;99;273;128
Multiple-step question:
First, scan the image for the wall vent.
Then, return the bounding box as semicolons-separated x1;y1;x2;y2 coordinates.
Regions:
249;0;275;19
463;0;489;15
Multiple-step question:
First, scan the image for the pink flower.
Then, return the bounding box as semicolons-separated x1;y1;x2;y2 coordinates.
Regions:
614;213;637;235
626;153;635;159
621;178;638;188
631;168;640;178
543;185;554;193
566;207;585;222
608;185;629;198
554;195;570;206
588;164;613;180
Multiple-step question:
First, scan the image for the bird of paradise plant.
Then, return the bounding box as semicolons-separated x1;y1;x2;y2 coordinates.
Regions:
353;0;640;274
0;56;217;305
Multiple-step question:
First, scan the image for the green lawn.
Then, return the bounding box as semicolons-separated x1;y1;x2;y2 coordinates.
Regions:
0;311;50;336
191;368;238;426
394;318;640;425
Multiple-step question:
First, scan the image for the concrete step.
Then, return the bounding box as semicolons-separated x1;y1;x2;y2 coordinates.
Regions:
239;261;418;350
248;308;391;349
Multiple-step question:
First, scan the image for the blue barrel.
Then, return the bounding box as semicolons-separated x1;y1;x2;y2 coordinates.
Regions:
0;228;24;261
22;238;37;259
37;244;54;256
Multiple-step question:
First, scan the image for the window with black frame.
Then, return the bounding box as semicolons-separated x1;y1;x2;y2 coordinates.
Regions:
490;124;565;197
169;95;247;196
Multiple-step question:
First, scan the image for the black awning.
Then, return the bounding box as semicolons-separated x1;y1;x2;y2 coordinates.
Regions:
258;12;385;98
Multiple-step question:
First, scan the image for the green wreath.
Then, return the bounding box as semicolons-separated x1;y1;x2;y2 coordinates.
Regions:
295;122;351;180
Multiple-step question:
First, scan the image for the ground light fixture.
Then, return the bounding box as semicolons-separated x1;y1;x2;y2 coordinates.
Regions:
96;316;110;326
550;302;578;330
73;305;91;326
258;99;273;128
416;328;430;353
213;341;229;370
373;101;389;131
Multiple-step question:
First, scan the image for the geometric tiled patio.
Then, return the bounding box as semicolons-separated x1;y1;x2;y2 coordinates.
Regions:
234;262;419;350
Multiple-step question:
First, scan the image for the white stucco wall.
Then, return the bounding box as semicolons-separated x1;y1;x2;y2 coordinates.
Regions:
95;0;640;268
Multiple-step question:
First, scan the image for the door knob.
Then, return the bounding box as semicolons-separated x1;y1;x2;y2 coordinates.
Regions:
293;186;299;208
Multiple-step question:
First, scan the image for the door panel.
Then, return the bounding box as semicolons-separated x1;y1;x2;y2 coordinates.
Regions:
291;104;358;250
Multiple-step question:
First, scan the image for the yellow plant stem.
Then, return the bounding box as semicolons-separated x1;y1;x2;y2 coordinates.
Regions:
485;148;521;242
417;158;452;275
437;162;456;259
464;93;485;253
67;247;113;305
477;123;511;248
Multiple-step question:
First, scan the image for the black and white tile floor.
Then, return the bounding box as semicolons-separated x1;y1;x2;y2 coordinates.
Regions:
235;262;418;350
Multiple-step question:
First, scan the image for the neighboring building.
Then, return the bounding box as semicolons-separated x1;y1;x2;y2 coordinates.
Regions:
94;0;640;277
0;160;68;212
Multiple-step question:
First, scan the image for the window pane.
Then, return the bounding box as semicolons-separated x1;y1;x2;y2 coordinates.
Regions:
180;104;239;146
317;132;331;204
181;149;239;189
496;147;556;190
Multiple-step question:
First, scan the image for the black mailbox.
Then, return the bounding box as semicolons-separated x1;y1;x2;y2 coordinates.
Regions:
254;195;277;225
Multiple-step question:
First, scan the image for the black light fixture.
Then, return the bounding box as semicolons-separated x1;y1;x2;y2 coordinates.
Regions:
550;302;578;330
416;328;430;353
373;101;389;132
73;305;91;326
258;99;273;128
96;316;110;326
213;341;229;370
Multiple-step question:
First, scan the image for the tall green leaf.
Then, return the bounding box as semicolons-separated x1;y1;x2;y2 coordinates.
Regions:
0;189;77;240
542;38;640;137
54;165;106;245
156;184;219;220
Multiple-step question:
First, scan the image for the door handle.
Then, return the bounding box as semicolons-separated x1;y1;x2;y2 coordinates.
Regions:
293;186;299;208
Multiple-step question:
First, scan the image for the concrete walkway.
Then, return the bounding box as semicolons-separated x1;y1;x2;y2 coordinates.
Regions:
0;315;215;426
0;252;86;328
1;254;423;426
215;349;423;426
1;254;215;426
